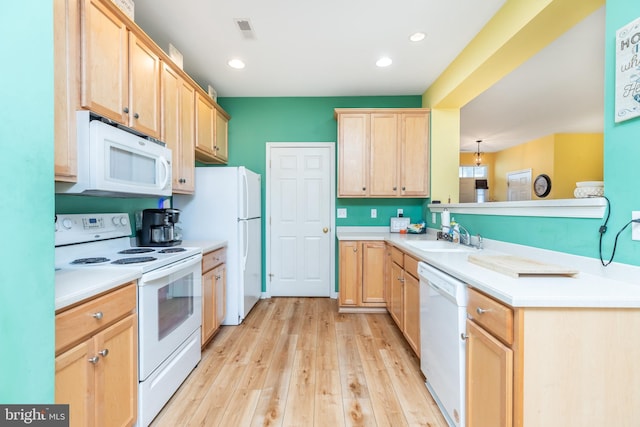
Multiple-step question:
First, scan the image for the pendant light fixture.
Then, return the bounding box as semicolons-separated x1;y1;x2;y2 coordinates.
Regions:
474;140;483;166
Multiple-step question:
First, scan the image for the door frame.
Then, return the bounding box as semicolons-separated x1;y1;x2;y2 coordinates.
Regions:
265;142;337;299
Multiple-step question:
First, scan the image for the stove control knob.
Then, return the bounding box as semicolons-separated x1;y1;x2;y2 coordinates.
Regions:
112;216;128;226
119;216;128;226
61;218;73;229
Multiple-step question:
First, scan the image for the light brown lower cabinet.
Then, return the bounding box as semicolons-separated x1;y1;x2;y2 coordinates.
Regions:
55;282;138;427
338;241;386;310
466;286;640;427
388;245;420;356
201;247;226;348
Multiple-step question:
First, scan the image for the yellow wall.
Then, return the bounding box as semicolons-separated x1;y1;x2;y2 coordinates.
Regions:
467;133;603;201
553;133;603;198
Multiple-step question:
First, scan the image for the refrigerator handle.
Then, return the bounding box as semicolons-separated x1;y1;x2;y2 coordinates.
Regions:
242;220;249;269
241;170;249;219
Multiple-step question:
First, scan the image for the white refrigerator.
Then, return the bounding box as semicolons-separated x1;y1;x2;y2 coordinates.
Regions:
174;167;262;325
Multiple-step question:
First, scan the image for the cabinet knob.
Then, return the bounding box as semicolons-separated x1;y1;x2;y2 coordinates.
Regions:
133;112;139;119
98;348;109;357
393;186;397;191
476;307;491;315
362;187;366;191
123;107;129;114
461;333;469;340
353;247;358;252
215;275;221;280
92;311;104;320
88;356;99;364
323;227;329;233
402;186;406;191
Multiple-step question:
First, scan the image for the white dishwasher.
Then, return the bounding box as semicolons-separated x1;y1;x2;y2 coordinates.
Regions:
418;261;468;427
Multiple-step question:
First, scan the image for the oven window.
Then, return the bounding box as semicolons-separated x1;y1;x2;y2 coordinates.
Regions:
157;273;194;340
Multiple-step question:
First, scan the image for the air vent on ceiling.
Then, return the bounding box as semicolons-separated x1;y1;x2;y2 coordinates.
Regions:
234;18;256;39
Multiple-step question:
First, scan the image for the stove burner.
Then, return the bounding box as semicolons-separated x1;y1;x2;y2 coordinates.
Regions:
112;256;157;265
71;257;110;265
118;248;155;254
158;247;187;254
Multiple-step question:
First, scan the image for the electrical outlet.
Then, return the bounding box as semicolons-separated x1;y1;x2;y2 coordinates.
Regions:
633;211;640;241
337;208;347;218
371;208;377;218
397;208;403;217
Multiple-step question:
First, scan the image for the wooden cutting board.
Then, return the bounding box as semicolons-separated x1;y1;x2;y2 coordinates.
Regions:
468;254;579;278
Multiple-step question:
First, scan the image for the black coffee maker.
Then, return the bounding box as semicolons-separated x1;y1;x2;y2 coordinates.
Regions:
138;208;182;247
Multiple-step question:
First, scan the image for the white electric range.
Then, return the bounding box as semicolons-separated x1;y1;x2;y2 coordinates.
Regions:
55;213;203;427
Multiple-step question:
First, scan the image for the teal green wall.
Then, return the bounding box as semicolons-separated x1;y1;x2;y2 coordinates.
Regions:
425;0;640;267
0;1;55;403
217;96;426;292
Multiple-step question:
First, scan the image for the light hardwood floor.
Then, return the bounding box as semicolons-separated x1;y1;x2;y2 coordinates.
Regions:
150;298;448;427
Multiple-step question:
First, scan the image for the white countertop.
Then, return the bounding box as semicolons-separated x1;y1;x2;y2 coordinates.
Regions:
55;267;141;311
337;226;640;308
182;239;227;253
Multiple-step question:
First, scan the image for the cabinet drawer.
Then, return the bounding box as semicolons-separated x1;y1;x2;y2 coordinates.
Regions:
391;246;404;267
467;287;513;345
202;248;226;273
56;282;136;354
404;254;420;279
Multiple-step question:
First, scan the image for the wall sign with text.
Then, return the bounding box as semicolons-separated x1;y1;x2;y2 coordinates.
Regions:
616;16;640;122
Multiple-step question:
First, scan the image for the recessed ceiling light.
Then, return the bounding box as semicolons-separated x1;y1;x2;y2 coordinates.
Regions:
228;59;246;69
409;32;426;42
376;57;392;67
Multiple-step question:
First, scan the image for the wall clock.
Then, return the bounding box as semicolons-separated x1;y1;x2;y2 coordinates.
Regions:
534;174;551;198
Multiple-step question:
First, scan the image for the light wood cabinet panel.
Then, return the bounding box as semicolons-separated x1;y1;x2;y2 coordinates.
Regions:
80;0;128;123
338;241;386;310
389;260;404;327
55;282;137;427
369;113;399;197
161;62;195;193
201;248;227;348
335;108;430;198
128;32;160;138
403;270;420;356
399;112;430;196
95;315;138;427
338;113;369;197
54;0;80;182
195;92;215;155
215;108;229;162
466;319;513;427
55;340;94;427
361;241;386;304
338;241;360;307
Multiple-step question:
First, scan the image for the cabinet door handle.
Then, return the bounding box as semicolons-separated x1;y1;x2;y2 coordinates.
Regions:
88;356;99;364
92;311;104;320
98;349;109;357
476;307;491;315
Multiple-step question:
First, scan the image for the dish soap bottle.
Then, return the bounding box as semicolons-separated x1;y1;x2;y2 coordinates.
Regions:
449;217;459;243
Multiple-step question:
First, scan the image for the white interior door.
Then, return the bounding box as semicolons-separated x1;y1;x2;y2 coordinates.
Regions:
507;169;532;201
266;143;335;297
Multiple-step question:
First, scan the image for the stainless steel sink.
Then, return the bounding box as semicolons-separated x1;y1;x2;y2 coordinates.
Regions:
405;240;477;252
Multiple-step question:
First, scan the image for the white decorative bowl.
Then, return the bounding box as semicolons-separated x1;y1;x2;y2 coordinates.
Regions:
574;186;604;198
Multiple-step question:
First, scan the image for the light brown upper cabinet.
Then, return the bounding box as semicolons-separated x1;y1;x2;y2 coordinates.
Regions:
53;0;80;182
195;93;229;164
335;108;430;198
161;62;195;193
81;0;160;138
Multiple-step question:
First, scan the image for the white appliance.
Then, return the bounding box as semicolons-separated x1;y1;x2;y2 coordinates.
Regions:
418;262;468;427
174;166;262;325
55;213;202;427
55;111;172;197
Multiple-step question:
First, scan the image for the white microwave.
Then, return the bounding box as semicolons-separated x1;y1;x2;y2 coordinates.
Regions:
55;111;172;197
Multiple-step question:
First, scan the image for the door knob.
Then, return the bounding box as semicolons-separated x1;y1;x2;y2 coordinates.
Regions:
323;227;328;233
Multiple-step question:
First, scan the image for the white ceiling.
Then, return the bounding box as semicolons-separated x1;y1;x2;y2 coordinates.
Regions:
132;0;604;152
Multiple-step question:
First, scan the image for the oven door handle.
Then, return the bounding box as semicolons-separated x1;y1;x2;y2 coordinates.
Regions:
141;254;201;283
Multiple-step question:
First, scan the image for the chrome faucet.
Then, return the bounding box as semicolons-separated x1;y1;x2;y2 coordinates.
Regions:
453;224;483;249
